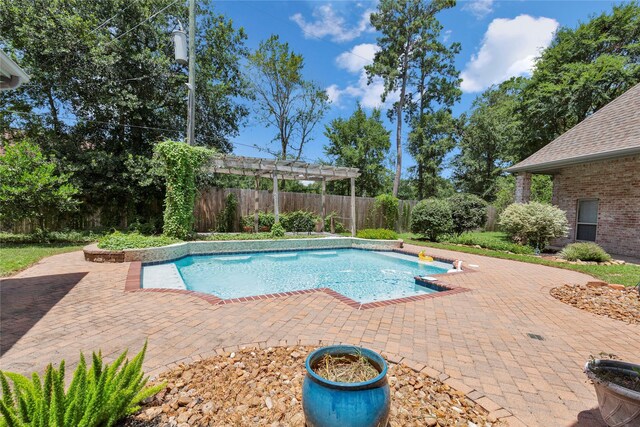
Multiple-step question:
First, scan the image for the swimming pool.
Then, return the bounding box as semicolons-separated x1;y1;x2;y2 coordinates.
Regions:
142;249;451;304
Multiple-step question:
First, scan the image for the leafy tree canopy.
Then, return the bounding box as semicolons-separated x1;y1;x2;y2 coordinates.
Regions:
323;104;392;197
1;0;250;227
520;1;640;158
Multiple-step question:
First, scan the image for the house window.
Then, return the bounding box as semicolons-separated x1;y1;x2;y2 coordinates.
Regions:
576;199;598;242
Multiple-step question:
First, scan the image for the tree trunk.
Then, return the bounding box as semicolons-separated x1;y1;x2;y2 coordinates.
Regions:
393;104;402;197
417;163;424;200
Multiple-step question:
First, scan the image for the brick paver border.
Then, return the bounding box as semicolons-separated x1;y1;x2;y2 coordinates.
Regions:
126;255;471;310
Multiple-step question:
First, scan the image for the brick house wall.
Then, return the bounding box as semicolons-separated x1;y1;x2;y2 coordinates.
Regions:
551;155;640;256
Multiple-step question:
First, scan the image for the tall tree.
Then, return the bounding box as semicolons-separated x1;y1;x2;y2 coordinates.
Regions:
248;35;328;161
365;0;457;197
519;1;640;158
452;78;524;200
0;0;250;227
408;111;460;199
324;104;392;197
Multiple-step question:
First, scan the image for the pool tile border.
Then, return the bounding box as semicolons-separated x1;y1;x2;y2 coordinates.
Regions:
125;256;470;310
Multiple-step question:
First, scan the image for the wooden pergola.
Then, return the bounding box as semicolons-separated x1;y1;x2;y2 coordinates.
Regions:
206;156;361;235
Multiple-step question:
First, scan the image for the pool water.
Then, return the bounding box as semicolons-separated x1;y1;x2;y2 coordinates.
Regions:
144;249;450;303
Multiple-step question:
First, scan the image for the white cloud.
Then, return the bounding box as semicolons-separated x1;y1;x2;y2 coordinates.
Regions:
463;0;494;19
326;73;388;109
335;43;379;73
460;15;558;93
290;4;374;43
327;43;388;108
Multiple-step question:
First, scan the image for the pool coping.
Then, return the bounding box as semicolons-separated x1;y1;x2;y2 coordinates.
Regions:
85;237;403;263
125;249;471;310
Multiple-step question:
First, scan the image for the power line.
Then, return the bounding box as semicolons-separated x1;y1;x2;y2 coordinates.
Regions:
103;0;181;47
7;110;318;162
91;0;143;33
5;109;183;133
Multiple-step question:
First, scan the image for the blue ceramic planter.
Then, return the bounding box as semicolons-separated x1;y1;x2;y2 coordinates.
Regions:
302;346;390;427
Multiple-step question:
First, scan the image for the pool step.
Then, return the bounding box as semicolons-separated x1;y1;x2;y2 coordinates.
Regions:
212;255;252;263
142;264;186;290
266;253;299;259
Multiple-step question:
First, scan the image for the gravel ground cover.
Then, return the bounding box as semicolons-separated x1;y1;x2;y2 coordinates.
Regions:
551;283;639;324
122;346;496;427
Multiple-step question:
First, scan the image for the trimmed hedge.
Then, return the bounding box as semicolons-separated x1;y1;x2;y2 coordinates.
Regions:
356;228;398;240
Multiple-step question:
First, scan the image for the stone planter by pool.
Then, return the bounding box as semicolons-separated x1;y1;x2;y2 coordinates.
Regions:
584;359;640;427
302;346;390;427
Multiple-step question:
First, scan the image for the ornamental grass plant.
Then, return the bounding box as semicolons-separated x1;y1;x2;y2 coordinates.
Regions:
0;342;164;427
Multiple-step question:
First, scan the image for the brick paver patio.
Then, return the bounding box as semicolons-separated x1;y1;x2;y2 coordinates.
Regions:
1;244;638;426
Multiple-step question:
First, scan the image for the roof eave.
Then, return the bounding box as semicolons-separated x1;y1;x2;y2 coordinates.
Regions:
0;50;30;90
506;146;640;174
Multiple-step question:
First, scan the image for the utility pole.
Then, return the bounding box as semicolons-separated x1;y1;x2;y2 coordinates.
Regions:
187;0;196;145
171;1;196;144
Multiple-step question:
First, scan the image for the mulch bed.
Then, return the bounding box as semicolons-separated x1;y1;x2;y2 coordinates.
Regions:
551;284;639;324
121;346;496;427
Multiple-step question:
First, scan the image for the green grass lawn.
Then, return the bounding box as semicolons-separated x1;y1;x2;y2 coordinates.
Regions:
399;233;640;287
0;243;84;277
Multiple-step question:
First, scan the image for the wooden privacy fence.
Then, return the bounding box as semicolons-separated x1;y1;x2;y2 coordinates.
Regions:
194;187;418;233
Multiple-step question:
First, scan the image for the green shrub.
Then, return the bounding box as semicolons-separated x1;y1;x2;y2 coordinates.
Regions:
270;222;285;238
410;198;453;241
128;218;161;235
217;193;238;232
447;193;488;235
373;194;399;230
155;140;214;239
201;233;326;241
325;212;346;233
560;242;612;262
241;212;275;231
97;232;180;250
356;228;398;240
0;230;99;244
0;139;80;229
280;211;318;233
499;202;568;249
445;231;534;254
0;342;164;427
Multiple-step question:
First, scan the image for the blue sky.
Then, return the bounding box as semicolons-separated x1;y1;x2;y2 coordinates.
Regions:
213;0;619;176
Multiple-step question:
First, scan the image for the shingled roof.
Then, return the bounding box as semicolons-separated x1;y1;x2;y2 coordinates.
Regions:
507;82;640;173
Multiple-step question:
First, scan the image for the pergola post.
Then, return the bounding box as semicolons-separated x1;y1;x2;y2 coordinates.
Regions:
321;178;326;232
350;177;356;237
272;173;279;223
254;175;259;233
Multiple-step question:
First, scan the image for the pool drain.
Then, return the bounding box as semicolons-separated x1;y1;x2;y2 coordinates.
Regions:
527;333;545;341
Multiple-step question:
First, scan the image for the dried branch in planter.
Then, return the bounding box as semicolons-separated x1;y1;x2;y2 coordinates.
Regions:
312;352;379;383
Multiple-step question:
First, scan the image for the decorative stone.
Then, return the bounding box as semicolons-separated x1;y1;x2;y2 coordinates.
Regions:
121;346;495;427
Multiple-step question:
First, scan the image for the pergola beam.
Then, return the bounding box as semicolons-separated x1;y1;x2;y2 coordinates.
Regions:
207;156;359;182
